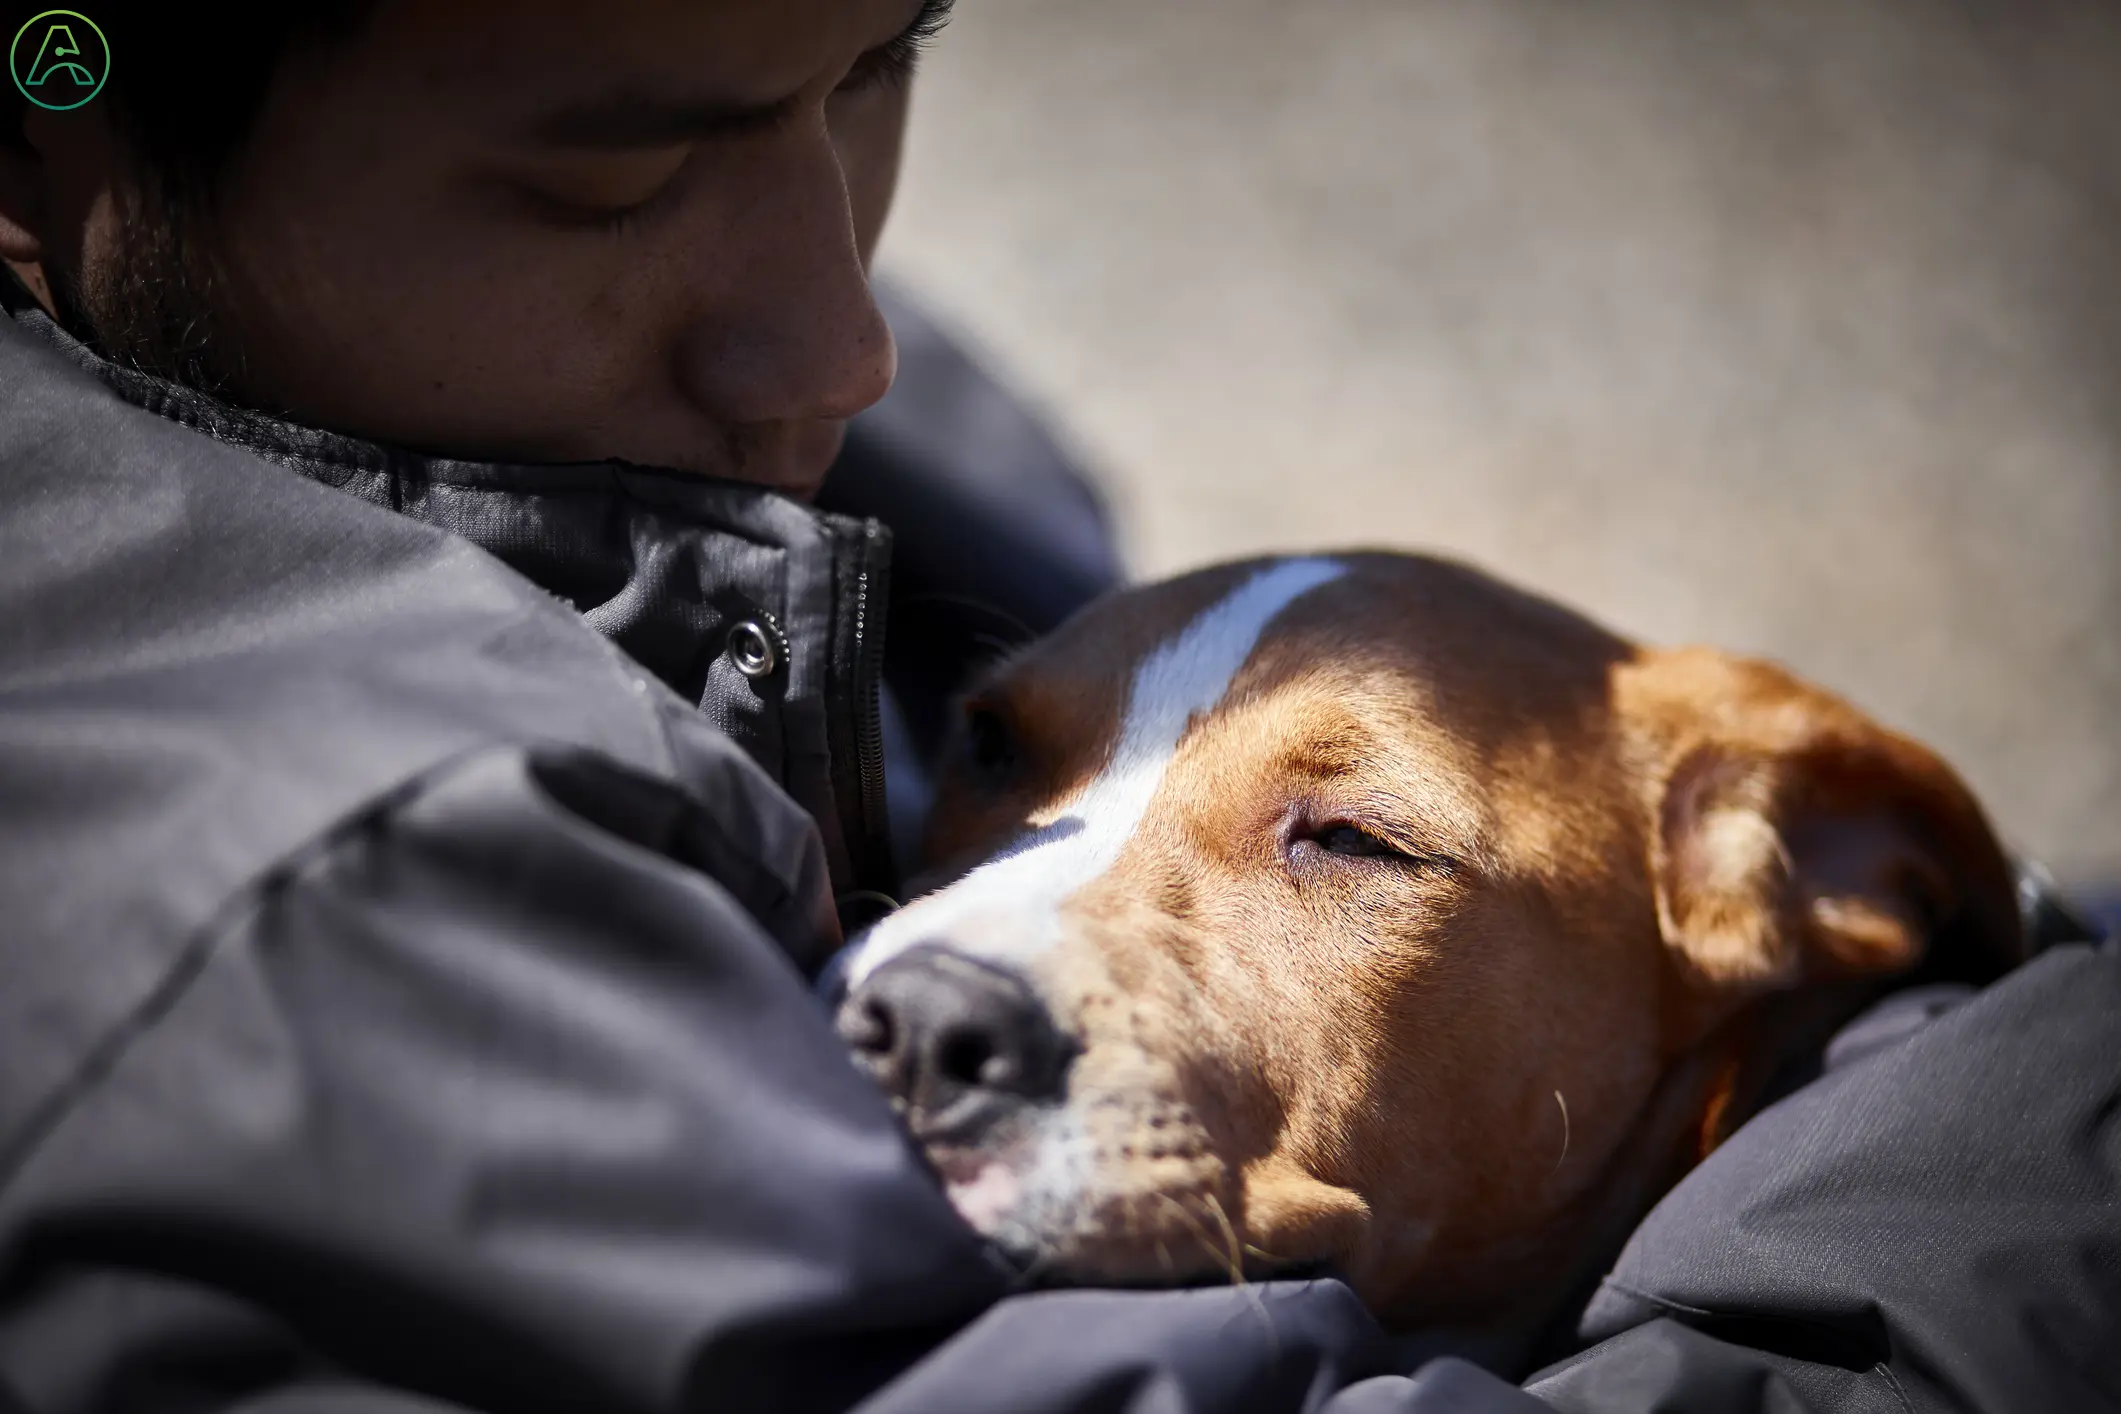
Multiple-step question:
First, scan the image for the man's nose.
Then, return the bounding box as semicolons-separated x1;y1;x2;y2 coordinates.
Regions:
676;125;897;428
835;946;1071;1134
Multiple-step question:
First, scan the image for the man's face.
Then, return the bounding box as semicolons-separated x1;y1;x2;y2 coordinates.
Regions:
4;0;934;498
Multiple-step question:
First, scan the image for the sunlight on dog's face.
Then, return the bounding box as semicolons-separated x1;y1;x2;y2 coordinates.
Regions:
833;558;1670;1319
830;555;2017;1324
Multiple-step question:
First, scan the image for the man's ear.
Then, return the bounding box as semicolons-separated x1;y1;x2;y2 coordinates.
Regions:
1623;649;2025;1008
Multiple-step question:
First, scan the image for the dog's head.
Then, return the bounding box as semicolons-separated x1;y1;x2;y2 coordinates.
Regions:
831;554;2022;1322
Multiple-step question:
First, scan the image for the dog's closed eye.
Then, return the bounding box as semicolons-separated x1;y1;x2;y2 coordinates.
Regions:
1312;824;1403;858
1290;819;1453;873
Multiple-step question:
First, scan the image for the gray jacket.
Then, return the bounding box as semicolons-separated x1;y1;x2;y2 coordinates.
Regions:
2;296;2116;1414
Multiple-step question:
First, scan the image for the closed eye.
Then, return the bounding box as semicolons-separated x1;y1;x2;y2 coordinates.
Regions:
1315;824;1402;858
506;145;693;233
1290;818;1456;873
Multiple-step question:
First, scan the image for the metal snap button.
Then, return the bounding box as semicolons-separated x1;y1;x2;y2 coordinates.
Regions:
727;619;780;679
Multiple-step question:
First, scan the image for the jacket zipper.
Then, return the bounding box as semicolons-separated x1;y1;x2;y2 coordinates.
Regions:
846;517;895;896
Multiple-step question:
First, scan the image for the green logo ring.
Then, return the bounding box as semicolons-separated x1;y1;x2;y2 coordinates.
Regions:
11;10;110;112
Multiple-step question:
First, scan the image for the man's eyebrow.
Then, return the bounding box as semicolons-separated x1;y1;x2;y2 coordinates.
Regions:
524;0;956;150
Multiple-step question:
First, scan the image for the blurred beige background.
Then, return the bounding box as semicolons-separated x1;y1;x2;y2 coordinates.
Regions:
878;0;2121;888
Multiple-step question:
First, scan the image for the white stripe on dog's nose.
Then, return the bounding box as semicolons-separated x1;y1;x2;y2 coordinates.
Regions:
839;557;1346;987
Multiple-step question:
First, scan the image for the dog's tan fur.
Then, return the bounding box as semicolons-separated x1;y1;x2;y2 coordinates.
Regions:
902;554;2022;1326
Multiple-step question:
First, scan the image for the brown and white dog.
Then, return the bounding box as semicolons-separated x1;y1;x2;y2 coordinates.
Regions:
830;554;2024;1331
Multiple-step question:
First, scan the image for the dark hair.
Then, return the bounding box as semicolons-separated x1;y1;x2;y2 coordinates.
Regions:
4;4;376;393
4;3;374;195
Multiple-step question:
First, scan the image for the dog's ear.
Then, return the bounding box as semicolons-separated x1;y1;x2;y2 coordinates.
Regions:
1621;650;2025;1009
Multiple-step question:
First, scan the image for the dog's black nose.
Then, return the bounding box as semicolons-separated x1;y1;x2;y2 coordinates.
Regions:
836;946;1070;1133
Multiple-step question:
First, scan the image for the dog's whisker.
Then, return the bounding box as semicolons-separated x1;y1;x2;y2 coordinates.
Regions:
1154;1191;1228;1282
1202;1192;1279;1351
1203;1191;1247;1289
1552;1089;1571;1176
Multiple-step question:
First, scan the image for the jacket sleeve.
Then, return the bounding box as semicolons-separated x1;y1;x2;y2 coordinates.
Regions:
0;744;1003;1414
0;743;1416;1414
849;1291;1546;1414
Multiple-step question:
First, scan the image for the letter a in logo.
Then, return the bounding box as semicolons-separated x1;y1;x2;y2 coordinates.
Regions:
29;25;94;87
10;11;110;111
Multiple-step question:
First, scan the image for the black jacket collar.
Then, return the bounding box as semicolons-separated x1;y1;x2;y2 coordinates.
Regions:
2;283;899;894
